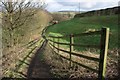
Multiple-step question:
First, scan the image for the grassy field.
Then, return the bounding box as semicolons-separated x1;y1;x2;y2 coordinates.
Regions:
46;15;118;50
44;14;119;79
1;8;119;78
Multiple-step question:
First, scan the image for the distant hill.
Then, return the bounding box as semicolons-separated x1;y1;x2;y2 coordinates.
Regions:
51;11;85;20
58;10;85;13
75;6;119;18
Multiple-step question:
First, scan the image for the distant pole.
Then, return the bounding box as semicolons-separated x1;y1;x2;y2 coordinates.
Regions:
79;2;80;13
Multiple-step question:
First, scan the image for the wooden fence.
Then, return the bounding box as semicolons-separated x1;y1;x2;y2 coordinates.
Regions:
46;28;109;80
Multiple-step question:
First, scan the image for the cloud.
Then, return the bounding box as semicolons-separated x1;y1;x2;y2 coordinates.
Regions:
45;0;64;12
44;0;119;12
81;2;97;9
55;0;119;2
44;0;56;3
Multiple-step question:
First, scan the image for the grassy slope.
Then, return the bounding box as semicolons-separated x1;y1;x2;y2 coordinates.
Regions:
21;10;52;44
45;15;119;78
46;15;118;50
2;9;52;47
2;9;52;77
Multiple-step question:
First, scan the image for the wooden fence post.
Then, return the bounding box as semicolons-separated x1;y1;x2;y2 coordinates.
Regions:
98;28;110;80
57;38;59;53
70;34;74;68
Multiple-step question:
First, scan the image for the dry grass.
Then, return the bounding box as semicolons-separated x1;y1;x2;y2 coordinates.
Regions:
2;9;52;77
2;38;43;77
42;42;118;79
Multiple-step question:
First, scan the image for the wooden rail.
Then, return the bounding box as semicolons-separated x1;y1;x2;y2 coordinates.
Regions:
48;39;100;49
48;30;101;38
49;43;100;62
46;28;109;80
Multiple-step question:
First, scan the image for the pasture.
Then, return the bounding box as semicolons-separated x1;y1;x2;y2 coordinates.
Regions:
46;15;118;50
44;14;119;78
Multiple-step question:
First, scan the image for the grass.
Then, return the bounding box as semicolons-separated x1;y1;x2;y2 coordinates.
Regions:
2;9;52;77
2;9;52;47
46;15;119;50
3;38;43;78
45;14;119;68
41;41;118;79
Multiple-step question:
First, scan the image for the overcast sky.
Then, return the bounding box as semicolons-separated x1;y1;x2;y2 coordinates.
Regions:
0;0;119;12
44;0;119;12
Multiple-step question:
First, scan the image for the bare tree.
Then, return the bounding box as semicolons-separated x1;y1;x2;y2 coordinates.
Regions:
2;0;46;47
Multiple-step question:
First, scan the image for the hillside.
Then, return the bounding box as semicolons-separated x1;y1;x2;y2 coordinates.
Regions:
44;14;119;79
2;9;52;77
51;12;75;21
46;15;118;50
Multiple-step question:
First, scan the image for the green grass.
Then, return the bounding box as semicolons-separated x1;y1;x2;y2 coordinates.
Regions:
46;15;119;50
45;14;119;78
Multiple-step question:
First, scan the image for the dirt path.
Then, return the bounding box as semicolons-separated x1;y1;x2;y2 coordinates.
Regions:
27;40;52;78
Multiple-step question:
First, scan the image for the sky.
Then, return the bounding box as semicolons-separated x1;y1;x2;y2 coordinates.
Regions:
43;0;119;12
0;0;119;12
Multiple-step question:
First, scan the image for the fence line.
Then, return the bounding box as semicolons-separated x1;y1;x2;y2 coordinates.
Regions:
48;39;100;49
49;43;100;62
46;28;110;80
48;30;101;38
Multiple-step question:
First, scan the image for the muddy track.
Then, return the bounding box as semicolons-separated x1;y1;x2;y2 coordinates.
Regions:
27;40;52;79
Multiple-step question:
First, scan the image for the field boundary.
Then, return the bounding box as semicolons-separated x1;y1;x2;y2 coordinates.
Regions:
46;28;110;80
